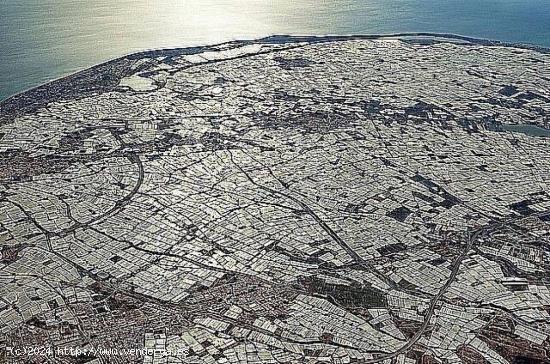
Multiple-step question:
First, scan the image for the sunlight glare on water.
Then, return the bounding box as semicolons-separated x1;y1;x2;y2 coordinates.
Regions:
1;0;549;100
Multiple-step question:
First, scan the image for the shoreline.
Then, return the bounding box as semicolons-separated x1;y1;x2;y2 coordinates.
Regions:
1;32;549;116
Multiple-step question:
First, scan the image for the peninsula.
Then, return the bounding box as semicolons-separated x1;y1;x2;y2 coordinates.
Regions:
0;35;549;364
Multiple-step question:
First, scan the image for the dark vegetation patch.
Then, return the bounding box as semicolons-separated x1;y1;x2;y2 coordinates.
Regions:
298;276;387;308
273;56;315;70
377;243;407;256
253;110;353;133
386;206;412;222
499;85;519;97
509;200;535;216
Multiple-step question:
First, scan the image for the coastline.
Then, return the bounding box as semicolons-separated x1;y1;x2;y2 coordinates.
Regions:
1;32;549;118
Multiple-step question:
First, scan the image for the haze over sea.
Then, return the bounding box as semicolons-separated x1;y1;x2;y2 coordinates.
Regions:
1;0;550;101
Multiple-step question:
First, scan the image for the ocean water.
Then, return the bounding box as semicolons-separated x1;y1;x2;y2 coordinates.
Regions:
1;0;549;101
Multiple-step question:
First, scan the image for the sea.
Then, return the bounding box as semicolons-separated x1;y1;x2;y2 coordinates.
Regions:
1;0;550;101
